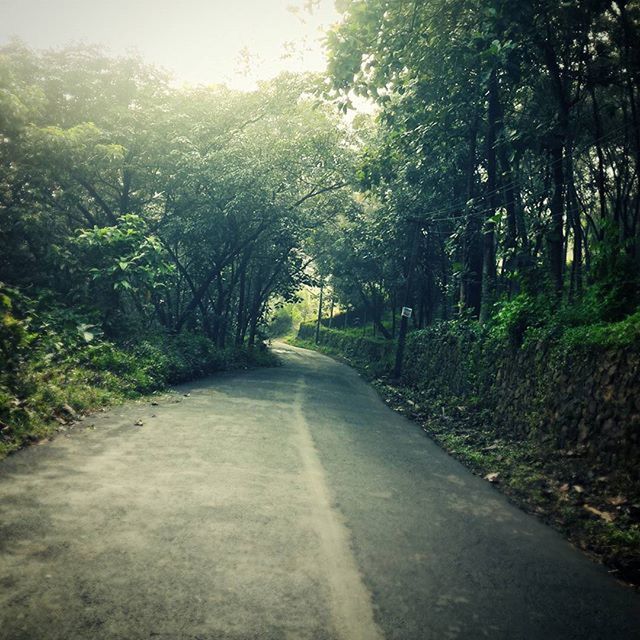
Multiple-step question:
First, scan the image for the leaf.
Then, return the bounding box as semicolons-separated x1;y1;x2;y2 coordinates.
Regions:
584;505;614;523
77;323;95;343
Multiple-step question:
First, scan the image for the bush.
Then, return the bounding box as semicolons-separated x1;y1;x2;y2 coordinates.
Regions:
297;323;395;376
490;293;550;348
0;286;277;458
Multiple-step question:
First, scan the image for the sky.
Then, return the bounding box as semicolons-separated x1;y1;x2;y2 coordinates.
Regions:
0;0;341;89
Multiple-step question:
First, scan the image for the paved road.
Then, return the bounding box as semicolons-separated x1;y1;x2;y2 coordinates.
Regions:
1;343;639;639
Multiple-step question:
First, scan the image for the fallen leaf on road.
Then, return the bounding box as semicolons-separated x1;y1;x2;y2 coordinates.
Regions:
484;472;500;483
607;495;627;506
559;483;570;492
572;485;585;494
134;420;144;426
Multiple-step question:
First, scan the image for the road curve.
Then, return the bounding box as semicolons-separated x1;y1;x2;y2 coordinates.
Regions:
1;343;638;639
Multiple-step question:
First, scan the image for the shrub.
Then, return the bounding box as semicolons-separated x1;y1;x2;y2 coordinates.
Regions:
0;286;277;458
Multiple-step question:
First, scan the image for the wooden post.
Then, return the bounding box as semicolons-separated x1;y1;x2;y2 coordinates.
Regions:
394;220;421;379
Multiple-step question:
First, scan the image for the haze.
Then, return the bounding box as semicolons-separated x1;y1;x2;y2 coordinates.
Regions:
0;0;339;88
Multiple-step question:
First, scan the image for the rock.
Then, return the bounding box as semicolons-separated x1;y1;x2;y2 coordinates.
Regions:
578;422;589;443
61;403;77;419
484;472;500;483
134;419;144;426
151;401;159;406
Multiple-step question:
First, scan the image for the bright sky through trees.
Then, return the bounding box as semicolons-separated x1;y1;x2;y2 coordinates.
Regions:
0;0;339;89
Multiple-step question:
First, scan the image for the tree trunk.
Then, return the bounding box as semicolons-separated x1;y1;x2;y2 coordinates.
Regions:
460;110;482;316
548;141;565;295
480;68;499;323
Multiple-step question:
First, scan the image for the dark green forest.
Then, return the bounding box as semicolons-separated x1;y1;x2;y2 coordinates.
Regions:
319;0;640;333
2;0;640;457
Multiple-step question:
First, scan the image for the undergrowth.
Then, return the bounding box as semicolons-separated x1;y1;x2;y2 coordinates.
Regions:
0;285;277;458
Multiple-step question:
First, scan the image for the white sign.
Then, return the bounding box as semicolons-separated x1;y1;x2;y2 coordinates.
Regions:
401;306;413;318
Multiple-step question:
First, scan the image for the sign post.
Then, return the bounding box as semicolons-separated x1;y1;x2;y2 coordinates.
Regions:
393;219;421;379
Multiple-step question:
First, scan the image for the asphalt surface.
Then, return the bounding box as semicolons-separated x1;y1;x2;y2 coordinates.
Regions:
1;342;639;640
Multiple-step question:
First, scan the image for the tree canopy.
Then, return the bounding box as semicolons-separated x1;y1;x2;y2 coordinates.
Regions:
320;0;640;327
0;44;354;347
2;0;640;356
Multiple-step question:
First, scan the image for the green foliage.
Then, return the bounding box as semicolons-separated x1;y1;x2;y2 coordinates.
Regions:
490;293;550;347
0;44;355;352
74;214;173;294
296;323;394;377
267;307;296;339
558;311;640;351
589;228;640;321
323;0;640;330
0;287;28;373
